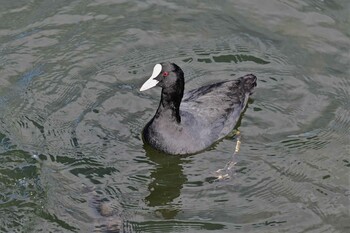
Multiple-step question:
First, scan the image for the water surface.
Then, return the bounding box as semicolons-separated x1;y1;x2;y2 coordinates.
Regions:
0;0;349;232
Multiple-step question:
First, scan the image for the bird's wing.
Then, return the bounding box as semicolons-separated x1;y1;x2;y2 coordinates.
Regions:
180;80;247;137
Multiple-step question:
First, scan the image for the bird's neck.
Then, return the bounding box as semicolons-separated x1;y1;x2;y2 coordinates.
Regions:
154;88;183;123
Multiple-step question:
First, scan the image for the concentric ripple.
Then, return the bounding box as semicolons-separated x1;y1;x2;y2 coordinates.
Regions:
0;0;349;232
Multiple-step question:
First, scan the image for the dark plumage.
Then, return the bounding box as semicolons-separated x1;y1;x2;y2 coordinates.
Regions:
140;62;257;155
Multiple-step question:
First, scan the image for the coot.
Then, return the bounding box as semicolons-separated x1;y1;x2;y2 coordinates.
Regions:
140;62;257;155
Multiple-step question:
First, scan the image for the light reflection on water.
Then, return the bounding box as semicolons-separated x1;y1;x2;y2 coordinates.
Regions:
0;0;349;232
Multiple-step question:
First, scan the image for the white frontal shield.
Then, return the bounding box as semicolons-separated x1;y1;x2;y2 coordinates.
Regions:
140;64;162;91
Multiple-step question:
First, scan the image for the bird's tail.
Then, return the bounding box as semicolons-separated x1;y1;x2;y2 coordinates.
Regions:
241;74;257;94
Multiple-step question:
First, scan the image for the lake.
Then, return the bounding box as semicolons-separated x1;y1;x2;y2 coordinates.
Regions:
0;0;349;232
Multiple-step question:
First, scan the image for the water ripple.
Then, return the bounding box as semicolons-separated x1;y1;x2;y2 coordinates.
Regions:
0;1;349;232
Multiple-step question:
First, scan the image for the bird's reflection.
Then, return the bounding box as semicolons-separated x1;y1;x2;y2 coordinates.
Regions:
144;145;188;219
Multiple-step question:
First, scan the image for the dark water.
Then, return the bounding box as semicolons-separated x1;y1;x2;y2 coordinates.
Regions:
0;0;349;232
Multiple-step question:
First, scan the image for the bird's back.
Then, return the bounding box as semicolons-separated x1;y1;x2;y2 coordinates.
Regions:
180;74;256;142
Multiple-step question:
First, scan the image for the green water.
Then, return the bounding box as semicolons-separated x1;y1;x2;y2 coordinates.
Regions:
0;0;349;232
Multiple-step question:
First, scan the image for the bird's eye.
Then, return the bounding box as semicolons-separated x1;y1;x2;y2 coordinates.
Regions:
162;71;169;77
